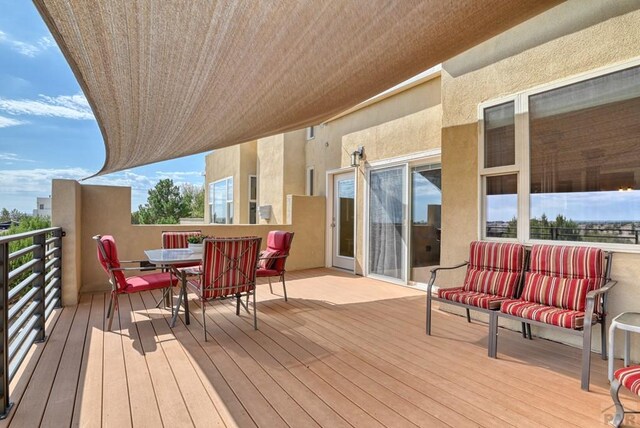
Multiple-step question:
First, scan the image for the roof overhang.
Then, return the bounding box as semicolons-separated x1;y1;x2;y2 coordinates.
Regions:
33;0;563;174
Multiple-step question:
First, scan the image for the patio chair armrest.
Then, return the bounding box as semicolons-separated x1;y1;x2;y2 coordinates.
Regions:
110;266;147;272
258;254;288;260
427;261;468;293
119;259;157;271
586;280;618;300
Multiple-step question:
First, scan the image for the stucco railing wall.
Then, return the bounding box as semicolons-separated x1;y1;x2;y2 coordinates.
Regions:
51;179;325;305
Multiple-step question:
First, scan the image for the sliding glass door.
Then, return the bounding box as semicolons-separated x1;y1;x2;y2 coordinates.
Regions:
368;165;407;282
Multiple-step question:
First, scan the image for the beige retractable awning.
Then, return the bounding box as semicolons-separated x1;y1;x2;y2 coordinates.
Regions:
34;0;562;174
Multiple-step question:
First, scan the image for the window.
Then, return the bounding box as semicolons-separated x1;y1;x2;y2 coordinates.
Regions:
248;175;257;224
209;177;233;224
39;204;45;210
306;167;314;196
480;62;640;247
306;126;315;140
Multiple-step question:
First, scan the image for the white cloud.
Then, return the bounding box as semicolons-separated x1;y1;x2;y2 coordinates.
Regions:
0;93;94;120
0;30;57;57
0;115;27;128
0;168;205;212
0;153;35;163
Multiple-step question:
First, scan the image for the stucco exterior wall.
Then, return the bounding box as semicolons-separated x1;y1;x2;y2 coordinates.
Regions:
51;180;325;299
439;2;640;357
257;134;285;224
204;140;257;224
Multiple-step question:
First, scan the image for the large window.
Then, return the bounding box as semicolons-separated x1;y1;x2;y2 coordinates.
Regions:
209;177;233;224
480;63;640;247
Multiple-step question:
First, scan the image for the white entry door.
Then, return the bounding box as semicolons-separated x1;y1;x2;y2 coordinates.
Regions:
332;172;355;270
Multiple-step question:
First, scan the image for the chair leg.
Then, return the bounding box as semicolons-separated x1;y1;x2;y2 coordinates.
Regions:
268;277;273;294
488;312;498;358
202;299;207;342
106;293;114;320
601;316;608;360
253;288;258;330
107;294;117;331
526;323;532;340
281;274;288;302
426;292;432;335
466;308;471;323
521;322;527;339
610;378;624;428
236;293;241;316
581;322;594;391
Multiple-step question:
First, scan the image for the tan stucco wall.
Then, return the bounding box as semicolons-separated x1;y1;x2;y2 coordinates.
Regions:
439;2;640;357
51;180;325;296
51;179;82;305
204;140;257;224
257;132;306;224
313;78;443;275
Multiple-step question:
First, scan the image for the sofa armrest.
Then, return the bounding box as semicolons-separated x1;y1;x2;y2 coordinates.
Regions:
586;280;618;299
427;261;468;295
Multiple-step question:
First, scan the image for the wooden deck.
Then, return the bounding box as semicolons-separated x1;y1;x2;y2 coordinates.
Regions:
0;268;633;427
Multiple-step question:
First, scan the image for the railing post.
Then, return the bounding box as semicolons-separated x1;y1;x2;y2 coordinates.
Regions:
33;233;46;343
0;242;12;418
54;229;63;308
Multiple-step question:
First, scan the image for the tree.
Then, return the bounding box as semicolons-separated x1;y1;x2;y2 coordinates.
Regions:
181;183;205;218
135;179;190;224
0;208;9;222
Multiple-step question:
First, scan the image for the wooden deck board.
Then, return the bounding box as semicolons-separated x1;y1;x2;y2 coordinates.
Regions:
1;268;627;427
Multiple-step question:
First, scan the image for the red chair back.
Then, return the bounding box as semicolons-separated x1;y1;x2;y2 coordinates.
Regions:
162;230;202;249
265;231;294;272
95;235;128;291
200;237;262;299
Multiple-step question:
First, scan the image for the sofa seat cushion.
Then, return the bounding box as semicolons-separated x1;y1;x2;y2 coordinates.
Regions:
124;272;178;293
615;366;640;396
500;300;584;329
439;287;508;310
520;272;591;311
462;241;526;298
256;268;280;277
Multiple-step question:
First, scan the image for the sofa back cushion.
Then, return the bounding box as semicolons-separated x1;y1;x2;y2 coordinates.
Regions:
462;241;525;298
520;245;604;311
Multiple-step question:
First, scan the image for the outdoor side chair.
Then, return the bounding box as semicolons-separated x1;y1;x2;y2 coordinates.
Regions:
256;231;294;301
187;236;261;340
94;234;178;331
610;366;640;427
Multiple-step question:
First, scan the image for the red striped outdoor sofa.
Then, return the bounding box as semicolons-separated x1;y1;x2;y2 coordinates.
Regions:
488;244;616;391
426;241;528;354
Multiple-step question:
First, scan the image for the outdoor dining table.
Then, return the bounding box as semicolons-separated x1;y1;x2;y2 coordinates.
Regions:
144;248;203;328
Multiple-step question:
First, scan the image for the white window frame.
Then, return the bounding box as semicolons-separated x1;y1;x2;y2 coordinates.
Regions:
209;176;234;224
248;174;257;224
478;57;640;252
306;166;314;196
306;126;315;140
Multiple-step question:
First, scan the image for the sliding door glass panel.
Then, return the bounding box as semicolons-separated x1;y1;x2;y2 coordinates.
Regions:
410;165;441;282
369;166;406;281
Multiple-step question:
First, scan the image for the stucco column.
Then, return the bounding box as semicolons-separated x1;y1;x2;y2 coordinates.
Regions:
51;179;82;306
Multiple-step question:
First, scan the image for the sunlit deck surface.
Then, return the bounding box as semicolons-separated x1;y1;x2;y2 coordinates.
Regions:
0;268;630;427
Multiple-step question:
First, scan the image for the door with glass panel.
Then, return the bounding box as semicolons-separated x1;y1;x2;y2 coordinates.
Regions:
410;165;441;283
368;165;407;282
332;172;355;270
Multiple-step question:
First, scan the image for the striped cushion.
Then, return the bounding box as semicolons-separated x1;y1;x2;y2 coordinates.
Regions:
521;273;590;311
521;245;604;312
197;237;261;299
162;231;202;249
500;299;584;329
438;287;508;310
615;366;640;396
529;245;603;285
462;241;525;298
258;249;280;270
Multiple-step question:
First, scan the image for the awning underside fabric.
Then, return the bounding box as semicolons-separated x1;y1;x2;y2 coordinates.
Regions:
34;0;562;175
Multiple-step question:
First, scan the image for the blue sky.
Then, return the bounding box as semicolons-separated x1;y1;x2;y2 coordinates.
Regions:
0;1;206;213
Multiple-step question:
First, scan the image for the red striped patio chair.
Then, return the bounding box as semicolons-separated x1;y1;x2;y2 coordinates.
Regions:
161;230;202;269
490;244;616;391
256;231;294;301
610;366;640;427
187;236;261;340
426;241;527;347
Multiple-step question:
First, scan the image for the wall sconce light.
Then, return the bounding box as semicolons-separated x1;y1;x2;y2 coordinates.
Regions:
350;146;364;167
